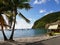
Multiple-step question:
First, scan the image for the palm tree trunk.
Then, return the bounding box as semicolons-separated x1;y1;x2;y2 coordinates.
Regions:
9;16;16;40
1;25;8;41
9;8;17;40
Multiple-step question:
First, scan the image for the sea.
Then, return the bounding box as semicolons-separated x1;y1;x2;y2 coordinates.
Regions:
0;29;48;39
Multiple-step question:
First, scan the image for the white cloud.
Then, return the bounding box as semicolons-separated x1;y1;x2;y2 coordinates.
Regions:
54;0;60;4
2;14;33;29
15;19;33;29
34;0;60;4
45;10;54;15
34;0;46;4
39;9;46;13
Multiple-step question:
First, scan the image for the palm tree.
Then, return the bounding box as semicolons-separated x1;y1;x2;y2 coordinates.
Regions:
1;0;32;40
0;0;15;40
0;0;12;41
0;14;9;40
9;0;32;40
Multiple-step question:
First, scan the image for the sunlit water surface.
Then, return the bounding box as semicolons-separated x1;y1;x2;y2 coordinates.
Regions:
0;29;47;39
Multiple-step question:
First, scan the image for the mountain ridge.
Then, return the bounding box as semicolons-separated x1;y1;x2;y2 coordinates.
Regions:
32;11;60;29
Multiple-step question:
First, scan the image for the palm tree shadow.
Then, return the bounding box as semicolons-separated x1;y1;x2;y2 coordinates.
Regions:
0;41;12;45
0;40;24;45
8;40;26;45
0;40;46;45
8;40;46;45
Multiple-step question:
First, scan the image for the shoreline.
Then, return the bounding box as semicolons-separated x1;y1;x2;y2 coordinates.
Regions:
0;34;60;42
0;34;60;45
14;34;60;43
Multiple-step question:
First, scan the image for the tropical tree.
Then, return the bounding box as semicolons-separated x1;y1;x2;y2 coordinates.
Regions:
3;0;32;41
0;14;10;40
0;0;12;41
10;0;31;41
0;0;15;40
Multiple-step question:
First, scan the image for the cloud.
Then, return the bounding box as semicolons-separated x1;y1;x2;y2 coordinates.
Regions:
34;0;46;4
15;19;33;29
34;0;60;4
39;9;46;13
45;10;54;15
2;14;34;29
54;0;60;4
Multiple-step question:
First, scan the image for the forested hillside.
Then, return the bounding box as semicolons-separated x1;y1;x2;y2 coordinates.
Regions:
32;11;60;29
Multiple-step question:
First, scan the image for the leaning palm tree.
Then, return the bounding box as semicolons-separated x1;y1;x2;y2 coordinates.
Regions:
3;0;32;40
0;14;10;40
10;0;31;40
0;0;12;41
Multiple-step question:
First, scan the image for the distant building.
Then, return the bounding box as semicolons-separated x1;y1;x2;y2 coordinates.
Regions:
45;20;60;32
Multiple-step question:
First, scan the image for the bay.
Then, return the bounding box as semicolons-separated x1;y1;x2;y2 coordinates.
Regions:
0;29;47;39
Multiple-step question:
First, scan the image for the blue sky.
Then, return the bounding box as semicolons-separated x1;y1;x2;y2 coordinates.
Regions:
15;0;60;29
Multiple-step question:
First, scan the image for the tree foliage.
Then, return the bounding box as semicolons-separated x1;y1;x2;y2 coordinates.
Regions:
32;11;60;29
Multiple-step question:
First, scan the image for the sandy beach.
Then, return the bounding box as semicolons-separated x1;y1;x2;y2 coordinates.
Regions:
0;34;60;45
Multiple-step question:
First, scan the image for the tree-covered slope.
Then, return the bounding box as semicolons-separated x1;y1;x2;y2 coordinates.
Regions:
32;11;60;29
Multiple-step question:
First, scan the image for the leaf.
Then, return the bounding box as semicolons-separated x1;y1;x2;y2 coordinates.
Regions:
0;14;10;28
19;13;30;23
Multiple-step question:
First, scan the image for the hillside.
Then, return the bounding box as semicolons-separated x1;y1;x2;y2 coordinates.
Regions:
32;11;60;29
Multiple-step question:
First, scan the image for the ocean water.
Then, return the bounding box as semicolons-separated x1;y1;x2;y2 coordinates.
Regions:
0;29;47;39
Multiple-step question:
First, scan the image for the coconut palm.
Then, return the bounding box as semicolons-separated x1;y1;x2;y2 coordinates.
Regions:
0;0;12;40
0;0;15;40
10;0;32;41
0;14;10;40
2;0;32;40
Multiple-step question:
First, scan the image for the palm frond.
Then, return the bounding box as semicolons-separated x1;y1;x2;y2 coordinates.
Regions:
0;15;6;25
19;13;30;23
4;11;17;28
3;11;14;28
18;3;32;10
0;14;10;28
23;3;32;10
20;0;30;3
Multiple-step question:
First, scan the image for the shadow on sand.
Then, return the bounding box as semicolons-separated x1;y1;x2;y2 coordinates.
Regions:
0;40;25;45
0;40;46;45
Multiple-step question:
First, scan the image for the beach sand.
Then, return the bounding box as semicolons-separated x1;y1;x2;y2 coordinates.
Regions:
0;34;60;45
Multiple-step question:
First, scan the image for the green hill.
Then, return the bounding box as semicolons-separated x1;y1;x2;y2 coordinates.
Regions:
32;11;60;29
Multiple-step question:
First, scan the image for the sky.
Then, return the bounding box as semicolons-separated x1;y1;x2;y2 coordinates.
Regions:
15;0;60;29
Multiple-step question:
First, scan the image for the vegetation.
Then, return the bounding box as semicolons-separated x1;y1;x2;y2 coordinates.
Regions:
0;0;12;40
0;0;32;41
0;15;10;40
32;11;60;29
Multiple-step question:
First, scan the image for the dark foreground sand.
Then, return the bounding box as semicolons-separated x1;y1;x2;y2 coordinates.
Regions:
26;36;60;45
0;35;60;45
0;41;26;45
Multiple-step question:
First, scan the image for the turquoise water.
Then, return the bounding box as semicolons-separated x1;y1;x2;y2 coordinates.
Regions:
0;29;47;39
